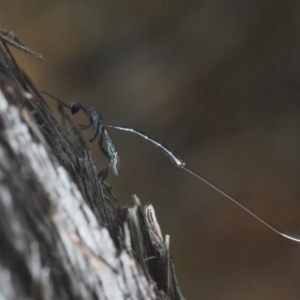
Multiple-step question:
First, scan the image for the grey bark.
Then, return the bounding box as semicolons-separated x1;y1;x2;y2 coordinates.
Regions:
0;30;185;300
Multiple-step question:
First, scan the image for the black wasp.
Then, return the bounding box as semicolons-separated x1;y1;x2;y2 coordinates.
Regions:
42;91;120;180
41;90;300;243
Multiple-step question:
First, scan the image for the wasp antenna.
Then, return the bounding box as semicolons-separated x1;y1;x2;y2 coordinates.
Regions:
41;91;70;109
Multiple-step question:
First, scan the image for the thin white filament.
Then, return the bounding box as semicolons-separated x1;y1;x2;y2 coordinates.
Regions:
182;166;300;243
104;123;300;243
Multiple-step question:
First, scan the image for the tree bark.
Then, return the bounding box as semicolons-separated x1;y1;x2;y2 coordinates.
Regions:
0;30;185;300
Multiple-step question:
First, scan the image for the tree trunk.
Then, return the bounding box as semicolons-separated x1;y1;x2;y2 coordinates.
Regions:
0;30;185;300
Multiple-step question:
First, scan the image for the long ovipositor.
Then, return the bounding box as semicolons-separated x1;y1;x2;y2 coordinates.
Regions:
104;123;300;243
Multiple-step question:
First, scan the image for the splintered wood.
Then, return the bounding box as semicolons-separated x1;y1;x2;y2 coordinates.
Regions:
0;29;185;300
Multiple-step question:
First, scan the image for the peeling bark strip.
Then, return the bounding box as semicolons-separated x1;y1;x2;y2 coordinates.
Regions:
0;30;185;299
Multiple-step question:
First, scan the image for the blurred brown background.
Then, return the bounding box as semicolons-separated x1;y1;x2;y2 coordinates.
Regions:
2;1;300;299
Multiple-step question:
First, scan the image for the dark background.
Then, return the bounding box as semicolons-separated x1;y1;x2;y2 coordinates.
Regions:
2;1;300;299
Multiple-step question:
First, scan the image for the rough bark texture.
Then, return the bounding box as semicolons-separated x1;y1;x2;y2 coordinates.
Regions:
0;30;185;300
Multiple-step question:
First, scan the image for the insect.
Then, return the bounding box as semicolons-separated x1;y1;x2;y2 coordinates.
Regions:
42;91;300;243
41;91;120;180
